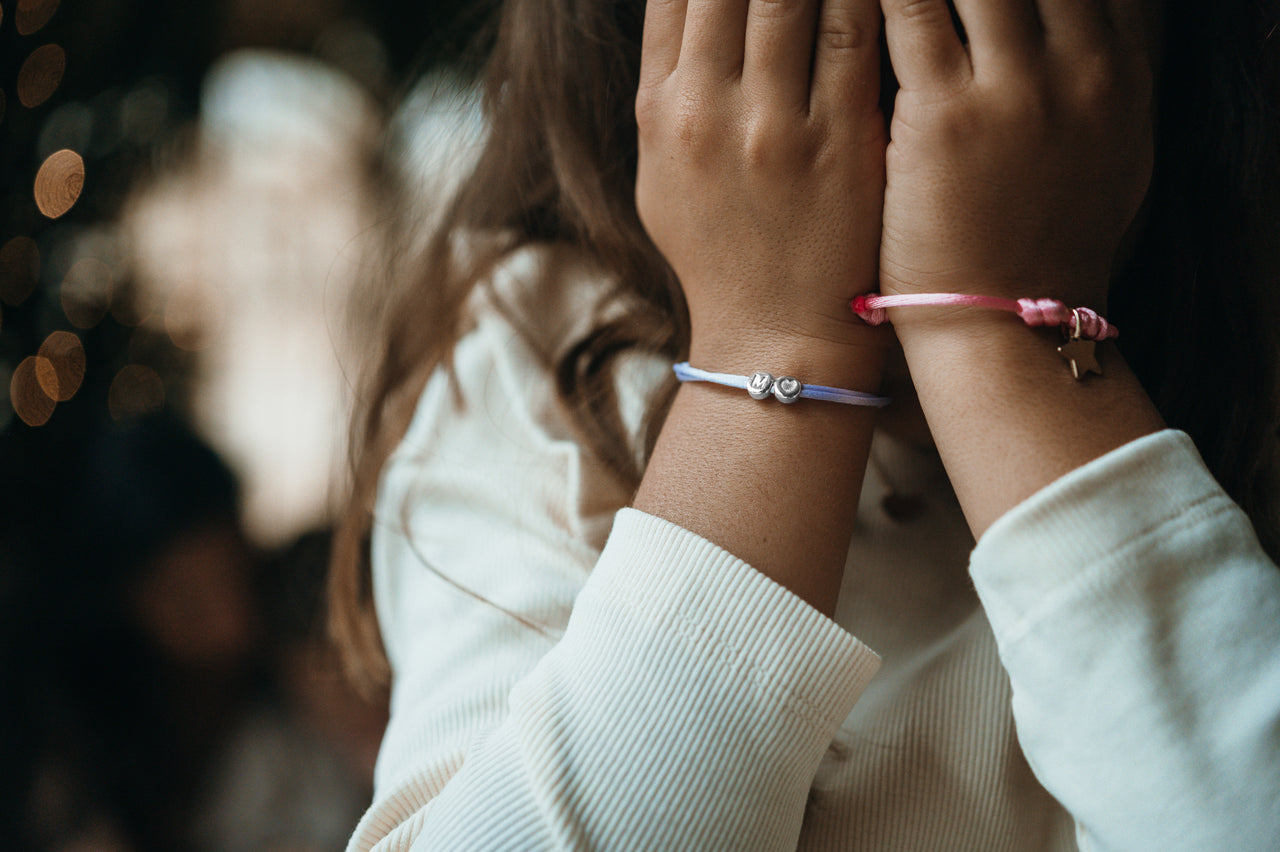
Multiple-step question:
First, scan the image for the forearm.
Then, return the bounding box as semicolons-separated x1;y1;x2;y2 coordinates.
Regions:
634;342;886;618
875;0;1164;539
632;0;889;621
896;312;1166;538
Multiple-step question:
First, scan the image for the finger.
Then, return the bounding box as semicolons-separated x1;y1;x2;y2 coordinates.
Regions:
952;0;1043;74
681;0;750;77
742;0;823;109
1035;0;1109;52
881;0;969;90
640;0;690;84
811;0;882;119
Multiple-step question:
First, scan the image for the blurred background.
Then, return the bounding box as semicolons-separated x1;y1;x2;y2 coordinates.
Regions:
0;1;488;849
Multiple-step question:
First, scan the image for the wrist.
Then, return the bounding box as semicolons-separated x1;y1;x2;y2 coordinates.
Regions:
893;305;1163;444
637;367;881;617
896;316;1165;536
888;304;1045;351
895;307;1106;385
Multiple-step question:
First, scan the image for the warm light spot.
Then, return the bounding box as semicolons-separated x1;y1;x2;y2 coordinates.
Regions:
0;236;40;306
109;364;164;420
17;44;65;108
34;148;83;218
12;356;56;426
15;0;58;35
36;330;84;402
32;359;58;399
61;256;113;328
164;282;226;351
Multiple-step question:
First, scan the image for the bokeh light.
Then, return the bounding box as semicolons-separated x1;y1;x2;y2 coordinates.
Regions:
35;330;85;402
15;0;59;36
11;355;57;427
34;148;84;219
17;43;66;109
0;236;41;306
108;363;164;420
60;256;114;329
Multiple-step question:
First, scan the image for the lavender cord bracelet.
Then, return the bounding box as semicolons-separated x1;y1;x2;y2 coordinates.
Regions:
673;362;890;407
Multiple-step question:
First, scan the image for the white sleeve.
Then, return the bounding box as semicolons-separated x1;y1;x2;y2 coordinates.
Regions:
347;311;881;852
969;429;1280;851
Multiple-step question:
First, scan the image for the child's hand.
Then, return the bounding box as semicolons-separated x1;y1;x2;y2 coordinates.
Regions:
879;0;1156;309
635;0;888;374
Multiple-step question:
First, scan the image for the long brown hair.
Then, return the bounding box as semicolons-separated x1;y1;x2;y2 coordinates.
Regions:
330;0;1280;688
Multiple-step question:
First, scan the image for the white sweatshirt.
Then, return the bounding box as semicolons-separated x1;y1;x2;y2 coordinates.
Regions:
347;274;1280;851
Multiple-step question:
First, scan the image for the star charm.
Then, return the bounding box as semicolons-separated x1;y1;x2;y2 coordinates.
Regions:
1058;338;1101;380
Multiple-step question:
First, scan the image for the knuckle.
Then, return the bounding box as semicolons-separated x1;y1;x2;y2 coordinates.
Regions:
749;0;792;21
741;115;787;169
672;88;710;145
741;129;777;170
635;77;716;152
633;84;661;130
742;111;815;172
894;0;951;25
817;14;871;55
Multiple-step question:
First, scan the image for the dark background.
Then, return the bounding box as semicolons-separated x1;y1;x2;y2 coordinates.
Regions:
1;2;487;849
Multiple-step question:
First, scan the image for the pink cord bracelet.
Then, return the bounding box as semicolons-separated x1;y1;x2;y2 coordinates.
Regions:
851;293;1119;340
851;292;1118;380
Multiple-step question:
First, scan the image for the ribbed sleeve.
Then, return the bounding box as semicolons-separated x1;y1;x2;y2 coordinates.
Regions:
347;290;882;852
971;430;1280;851
354;510;878;852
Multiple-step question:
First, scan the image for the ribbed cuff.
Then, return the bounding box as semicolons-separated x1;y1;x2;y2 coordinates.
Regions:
585;508;882;732
970;429;1232;636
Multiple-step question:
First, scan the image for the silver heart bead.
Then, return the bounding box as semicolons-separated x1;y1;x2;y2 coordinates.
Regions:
773;376;802;403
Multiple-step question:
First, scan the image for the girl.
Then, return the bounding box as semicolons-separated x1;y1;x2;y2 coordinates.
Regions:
333;0;1280;848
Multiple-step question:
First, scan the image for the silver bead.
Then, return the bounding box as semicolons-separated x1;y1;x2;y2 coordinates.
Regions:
747;371;774;400
773;376;802;403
